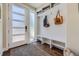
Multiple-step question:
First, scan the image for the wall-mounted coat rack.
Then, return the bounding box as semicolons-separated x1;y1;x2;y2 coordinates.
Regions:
37;3;60;15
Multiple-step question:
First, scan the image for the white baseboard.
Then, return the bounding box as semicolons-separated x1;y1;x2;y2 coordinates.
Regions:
0;48;9;56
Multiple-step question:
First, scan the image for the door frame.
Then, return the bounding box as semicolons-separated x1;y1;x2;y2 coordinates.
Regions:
29;9;37;43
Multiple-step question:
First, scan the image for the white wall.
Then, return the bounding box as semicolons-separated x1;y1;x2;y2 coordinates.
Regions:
0;3;3;55
37;4;67;43
67;4;79;55
2;4;9;50
0;21;2;53
0;21;2;55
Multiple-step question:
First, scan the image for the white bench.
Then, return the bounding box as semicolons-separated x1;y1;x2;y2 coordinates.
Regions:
36;35;65;49
36;35;53;48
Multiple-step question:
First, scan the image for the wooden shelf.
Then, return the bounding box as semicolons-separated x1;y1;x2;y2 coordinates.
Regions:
37;3;60;15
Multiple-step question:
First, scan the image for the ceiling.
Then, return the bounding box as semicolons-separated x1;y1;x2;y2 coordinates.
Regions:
27;3;46;9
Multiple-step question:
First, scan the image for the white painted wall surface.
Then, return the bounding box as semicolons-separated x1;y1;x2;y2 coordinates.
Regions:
67;4;79;55
0;3;3;55
0;21;2;55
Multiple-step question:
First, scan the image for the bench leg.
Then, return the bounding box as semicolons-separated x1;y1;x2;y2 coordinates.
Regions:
41;37;44;44
50;40;52;48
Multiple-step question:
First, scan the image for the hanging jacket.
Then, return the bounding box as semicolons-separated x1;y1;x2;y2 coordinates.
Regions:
43;15;50;27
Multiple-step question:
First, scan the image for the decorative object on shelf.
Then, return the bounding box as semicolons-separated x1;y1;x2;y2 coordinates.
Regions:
43;15;50;27
54;10;63;25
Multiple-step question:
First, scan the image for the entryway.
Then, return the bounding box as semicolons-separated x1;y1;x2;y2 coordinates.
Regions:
8;4;36;48
9;4;28;48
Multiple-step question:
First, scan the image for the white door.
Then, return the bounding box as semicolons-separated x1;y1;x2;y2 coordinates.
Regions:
9;4;28;48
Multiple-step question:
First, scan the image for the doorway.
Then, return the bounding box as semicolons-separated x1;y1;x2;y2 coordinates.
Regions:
9;4;28;48
30;11;36;43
